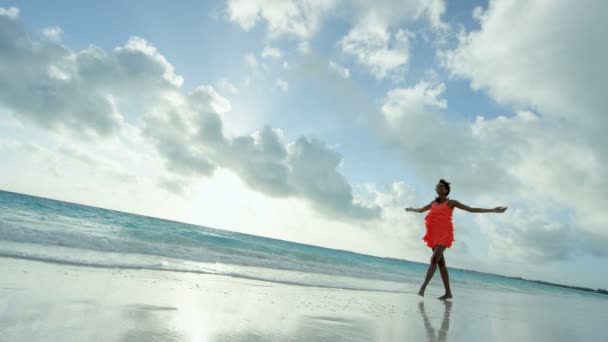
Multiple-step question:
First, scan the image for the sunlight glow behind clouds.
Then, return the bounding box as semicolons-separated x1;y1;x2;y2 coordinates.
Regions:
0;9;379;222
1;1;607;286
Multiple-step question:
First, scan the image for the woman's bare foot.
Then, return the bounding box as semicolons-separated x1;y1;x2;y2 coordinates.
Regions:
438;293;453;300
418;288;425;297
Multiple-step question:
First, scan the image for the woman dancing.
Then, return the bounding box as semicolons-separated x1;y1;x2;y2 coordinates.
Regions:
405;179;507;300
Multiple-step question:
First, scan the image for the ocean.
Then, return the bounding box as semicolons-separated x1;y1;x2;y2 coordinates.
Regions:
0;190;602;299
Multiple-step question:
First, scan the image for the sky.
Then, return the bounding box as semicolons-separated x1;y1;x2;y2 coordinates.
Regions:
0;1;606;289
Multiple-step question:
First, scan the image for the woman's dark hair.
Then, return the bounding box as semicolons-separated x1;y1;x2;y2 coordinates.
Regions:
435;179;451;202
439;179;451;195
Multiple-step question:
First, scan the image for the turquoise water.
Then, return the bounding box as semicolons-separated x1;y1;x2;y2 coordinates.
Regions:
0;190;603;298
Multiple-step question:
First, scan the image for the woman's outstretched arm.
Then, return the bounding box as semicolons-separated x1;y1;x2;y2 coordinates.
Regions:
405;201;433;213
450;200;507;213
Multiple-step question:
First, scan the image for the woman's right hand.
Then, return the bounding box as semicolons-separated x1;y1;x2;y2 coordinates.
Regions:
404;207;417;212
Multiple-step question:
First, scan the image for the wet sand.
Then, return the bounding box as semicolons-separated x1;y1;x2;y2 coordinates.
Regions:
0;257;604;341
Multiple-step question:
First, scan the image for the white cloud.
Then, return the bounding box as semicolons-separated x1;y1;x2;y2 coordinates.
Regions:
143;86;380;220
346;0;448;31
226;0;339;39
0;7;18;19
478;209;577;263
441;1;607;140
117;36;184;87
218;78;239;94
436;0;608;258
0;11;377;222
328;61;350;79
373;78;608;261
225;1;448;45
418;0;448;30
275;79;289;92
261;46;282;59
42;26;62;41
381;81;446;125
193;85;232;114
143;85;380;220
339;13;411;79
470;111;608;256
0;11;183;138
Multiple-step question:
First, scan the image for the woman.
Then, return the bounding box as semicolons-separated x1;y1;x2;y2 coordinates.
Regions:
405;179;507;300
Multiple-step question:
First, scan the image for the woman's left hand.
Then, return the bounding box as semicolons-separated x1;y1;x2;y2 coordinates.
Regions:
494;206;508;213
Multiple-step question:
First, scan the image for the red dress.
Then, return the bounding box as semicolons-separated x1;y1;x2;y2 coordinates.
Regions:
423;200;455;248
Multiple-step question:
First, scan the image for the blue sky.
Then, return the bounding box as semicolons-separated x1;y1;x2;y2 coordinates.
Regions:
0;1;606;289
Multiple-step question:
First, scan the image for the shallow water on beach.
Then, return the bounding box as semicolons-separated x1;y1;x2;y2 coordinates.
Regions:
0;190;602;299
1;190;607;341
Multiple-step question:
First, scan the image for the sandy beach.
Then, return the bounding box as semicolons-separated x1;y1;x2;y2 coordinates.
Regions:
0;257;605;342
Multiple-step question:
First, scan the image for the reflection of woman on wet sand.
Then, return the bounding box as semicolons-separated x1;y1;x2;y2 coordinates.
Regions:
406;179;507;299
419;301;452;342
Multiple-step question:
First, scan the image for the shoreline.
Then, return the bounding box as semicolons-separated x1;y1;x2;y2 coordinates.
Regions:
1;256;605;341
2;189;602;294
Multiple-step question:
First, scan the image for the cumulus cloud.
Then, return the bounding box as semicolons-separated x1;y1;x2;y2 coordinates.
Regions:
0;10;182;138
225;1;448;80
141;79;377;221
287;137;380;220
434;0;608;258
441;0;608;141
372;79;608;261
226;0;338;39
418;0;448;30
0;8;378;222
478;209;577;263
317;0;608;261
0;7;18;18
470;111;608;257
362;180;473;263
343;1;442;79
225;0;448;39
349;0;447;28
42;26;62;41
143;87;380;220
339;13;411;80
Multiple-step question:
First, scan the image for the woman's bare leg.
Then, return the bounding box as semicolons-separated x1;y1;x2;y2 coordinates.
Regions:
437;254;453;300
418;245;447;297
